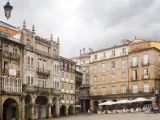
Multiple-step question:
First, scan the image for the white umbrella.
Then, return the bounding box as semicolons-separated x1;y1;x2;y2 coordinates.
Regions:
99;101;115;106
131;97;151;103
114;99;130;104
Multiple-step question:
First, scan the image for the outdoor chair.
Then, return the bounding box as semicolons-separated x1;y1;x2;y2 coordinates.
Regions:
102;110;105;114
98;111;101;115
107;110;112;114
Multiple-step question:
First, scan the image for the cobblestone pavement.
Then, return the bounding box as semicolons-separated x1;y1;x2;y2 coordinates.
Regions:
45;113;160;120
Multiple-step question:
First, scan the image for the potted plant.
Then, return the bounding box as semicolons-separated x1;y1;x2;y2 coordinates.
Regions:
28;113;32;120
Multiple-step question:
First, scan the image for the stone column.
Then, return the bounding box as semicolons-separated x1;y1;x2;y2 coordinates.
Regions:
65;108;68;116
31;103;35;120
83;100;86;113
0;96;3;120
56;99;60;117
22;98;25;120
47;103;52;119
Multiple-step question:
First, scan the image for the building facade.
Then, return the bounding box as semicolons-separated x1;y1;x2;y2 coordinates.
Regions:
60;57;76;116
0;27;24;120
75;66;83;114
89;39;160;112
70;48;93;113
21;21;61;119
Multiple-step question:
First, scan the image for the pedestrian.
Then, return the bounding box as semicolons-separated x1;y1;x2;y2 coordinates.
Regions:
90;108;93;115
88;109;90;115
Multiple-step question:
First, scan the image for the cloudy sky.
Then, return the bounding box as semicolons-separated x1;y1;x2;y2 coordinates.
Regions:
1;0;160;58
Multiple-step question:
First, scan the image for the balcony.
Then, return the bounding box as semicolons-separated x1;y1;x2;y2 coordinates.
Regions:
131;62;138;68
89;88;154;99
2;77;22;93
26;45;33;51
37;68;50;76
2;69;20;78
120;52;127;56
142;60;149;66
142;74;150;80
131;76;138;81
3;51;20;61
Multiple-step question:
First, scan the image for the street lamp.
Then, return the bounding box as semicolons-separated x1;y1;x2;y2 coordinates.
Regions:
4;0;13;19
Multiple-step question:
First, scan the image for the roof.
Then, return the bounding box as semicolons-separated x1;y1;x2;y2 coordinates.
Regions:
60;56;77;64
90;44;127;54
129;47;160;54
70;56;81;60
0;21;19;32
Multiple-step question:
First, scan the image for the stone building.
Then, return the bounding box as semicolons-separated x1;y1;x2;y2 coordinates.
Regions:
89;39;160;112
70;48;93;113
60;57;76;116
75;65;83;114
21;21;61;119
0;23;24;120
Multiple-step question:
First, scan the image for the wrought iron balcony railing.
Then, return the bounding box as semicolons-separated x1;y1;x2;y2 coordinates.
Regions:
37;68;50;76
3;51;20;60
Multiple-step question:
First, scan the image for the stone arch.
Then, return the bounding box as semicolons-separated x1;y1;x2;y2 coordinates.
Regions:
68;105;74;115
35;96;49;119
93;101;99;113
60;105;67;116
3;98;18;120
51;97;58;117
25;94;32;120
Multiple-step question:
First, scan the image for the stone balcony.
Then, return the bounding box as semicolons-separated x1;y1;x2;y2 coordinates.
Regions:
3;51;20;61
22;84;60;96
36;68;50;76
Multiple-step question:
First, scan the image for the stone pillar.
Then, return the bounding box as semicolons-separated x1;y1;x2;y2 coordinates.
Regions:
31;103;35;120
47;104;52;119
22;98;25;120
56;99;60;117
65;108;68;116
83;100;86;113
0;96;3;120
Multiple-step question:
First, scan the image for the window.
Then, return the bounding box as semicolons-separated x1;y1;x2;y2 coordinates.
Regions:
101;63;105;72
94;76;97;84
94;54;97;60
66;94;68;101
122;72;126;81
61;83;64;89
133;85;138;93
132;56;137;66
112;86;116;94
133;70;138;80
122;48;126;55
66;73;68;78
26;55;34;70
112;50;115;57
43;61;46;70
112;61;115;69
26;75;34;86
62;72;64;78
43;80;46;88
102;87;106;95
26;39;30;48
144;84;149;93
66;83;68;90
112;74;115;82
144;69;149;79
94;65;97;73
13;48;17;55
71;95;73;101
102;75;106;82
121;85;126;93
71;84;73;90
122;59;126;68
93;87;98;95
62;94;64;100
143;54;149;65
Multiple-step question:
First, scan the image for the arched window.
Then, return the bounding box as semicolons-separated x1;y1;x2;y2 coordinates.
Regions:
53;49;56;57
26;39;30;48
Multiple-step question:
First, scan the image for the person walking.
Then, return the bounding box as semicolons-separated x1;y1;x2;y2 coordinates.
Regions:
88;109;90;115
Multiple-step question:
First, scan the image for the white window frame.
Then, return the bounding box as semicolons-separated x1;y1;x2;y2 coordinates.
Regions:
112;86;116;94
122;59;126;68
101;63;105;72
121;85;126;93
144;84;149;93
94;76;97;84
133;85;138;93
102;87;106;95
122;72;126;81
112;74;115;82
132;56;137;66
144;69;149;79
143;54;149;65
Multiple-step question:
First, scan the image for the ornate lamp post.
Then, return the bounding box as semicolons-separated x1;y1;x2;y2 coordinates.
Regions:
4;0;13;19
